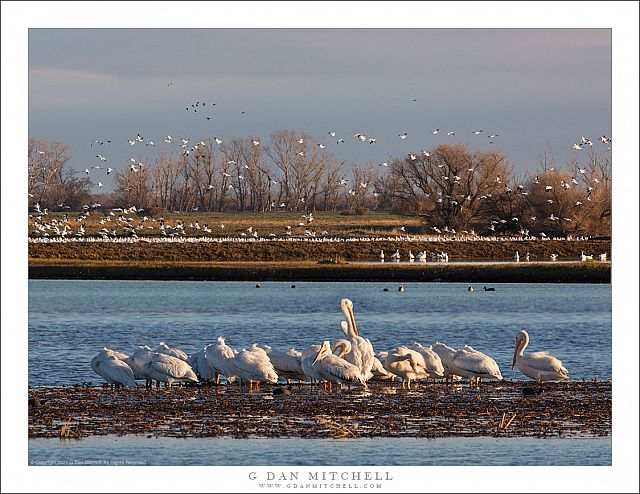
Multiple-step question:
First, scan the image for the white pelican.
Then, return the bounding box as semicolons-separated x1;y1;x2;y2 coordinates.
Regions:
123;345;156;386
409;342;445;380
154;341;189;361
311;341;366;390
331;338;351;358
204;337;238;383
231;344;278;389
340;299;375;381
301;344;323;383
263;345;305;382
141;353;198;388
382;347;428;388
370;355;395;380
512;330;569;382
91;349;136;388
431;342;463;382
449;345;503;385
187;348;217;382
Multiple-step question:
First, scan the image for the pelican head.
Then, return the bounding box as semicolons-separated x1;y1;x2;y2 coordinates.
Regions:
340;298;358;336
312;341;331;365
332;337;352;358
512;329;530;369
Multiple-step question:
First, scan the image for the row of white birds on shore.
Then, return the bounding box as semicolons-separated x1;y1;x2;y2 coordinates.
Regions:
91;299;568;390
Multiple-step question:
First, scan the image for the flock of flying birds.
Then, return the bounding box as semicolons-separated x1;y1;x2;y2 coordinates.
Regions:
91;299;569;391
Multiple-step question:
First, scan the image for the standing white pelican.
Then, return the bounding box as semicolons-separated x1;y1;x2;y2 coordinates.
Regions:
409;342;445;380
154;341;189;361
124;345;156;387
204;337;238;384
431;342;461;382
382;347;428;388
91;349;136;388
370;355;395;380
263;345;305;382
301;344;323;384
331;338;351;358
512;330;569;382
141;353;198;388
231;344;278;389
449;345;503;385
187;348;217;382
312;341;366;390
340;299;375;381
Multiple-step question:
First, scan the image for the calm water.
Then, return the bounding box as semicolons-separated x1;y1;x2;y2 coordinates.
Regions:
28;280;611;386
28;435;611;466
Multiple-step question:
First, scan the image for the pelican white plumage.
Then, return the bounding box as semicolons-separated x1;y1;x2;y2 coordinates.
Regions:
340;299;375;381
123;345;156;386
409;342;445;380
382;347;428;388
301;344;323;383
187;348;217;382
232;344;278;389
370;355;395;380
311;341;366;390
263;345;305;382
512;330;569;382
141;353;198;388
91;349;136;388
449;345;503;385
154;341;189;361
432;342;464;382
204;337;238;383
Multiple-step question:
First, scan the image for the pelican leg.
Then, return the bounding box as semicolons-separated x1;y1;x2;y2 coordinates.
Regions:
407;378;411;389
215;373;220;386
329;382;333;392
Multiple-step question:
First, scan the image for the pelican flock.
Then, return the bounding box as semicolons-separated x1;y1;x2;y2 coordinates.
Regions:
90;300;568;391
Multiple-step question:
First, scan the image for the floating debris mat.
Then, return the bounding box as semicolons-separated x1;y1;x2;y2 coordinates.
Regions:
28;380;611;440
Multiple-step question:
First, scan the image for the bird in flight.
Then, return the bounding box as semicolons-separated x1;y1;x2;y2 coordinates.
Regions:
447;131;455;136
573;143;583;150
399;133;408;140
432;129;439;135
167;82;174;86
472;130;483;134
329;131;336;137
253;140;260;146
214;137;223;145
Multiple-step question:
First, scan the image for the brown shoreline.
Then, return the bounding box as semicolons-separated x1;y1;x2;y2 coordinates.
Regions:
28;260;611;282
29;381;611;440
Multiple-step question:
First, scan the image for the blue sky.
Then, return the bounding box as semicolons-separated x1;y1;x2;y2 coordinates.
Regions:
29;28;611;190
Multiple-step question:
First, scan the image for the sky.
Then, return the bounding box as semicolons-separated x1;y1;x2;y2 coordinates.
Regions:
28;28;612;192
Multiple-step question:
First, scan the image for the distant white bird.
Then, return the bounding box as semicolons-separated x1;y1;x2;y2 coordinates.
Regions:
214;137;223;144
106;168;113;175
472;130;483;134
96;154;107;161
512;329;569;382
399;133;408;139
488;134;499;138
573;143;583;150
449;345;503;385
447;131;455;136
97;182;103;188
422;150;431;157
432;129;439;134
297;137;304;144
164;135;173;143
317;143;326;148
329;131;336;137
252;140;260;146
409;154;417;161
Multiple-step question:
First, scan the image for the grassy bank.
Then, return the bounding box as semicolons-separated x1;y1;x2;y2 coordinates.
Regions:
29;260;611;283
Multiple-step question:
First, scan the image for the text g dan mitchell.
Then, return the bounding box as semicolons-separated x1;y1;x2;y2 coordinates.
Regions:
249;471;393;481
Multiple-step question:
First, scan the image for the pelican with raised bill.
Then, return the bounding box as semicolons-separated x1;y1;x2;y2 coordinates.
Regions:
512;330;569;382
340;299;375;381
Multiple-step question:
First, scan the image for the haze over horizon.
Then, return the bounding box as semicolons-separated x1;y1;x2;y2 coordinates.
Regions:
29;28;612;193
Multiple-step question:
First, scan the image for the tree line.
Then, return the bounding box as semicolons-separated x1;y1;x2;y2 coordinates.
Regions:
28;132;611;237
